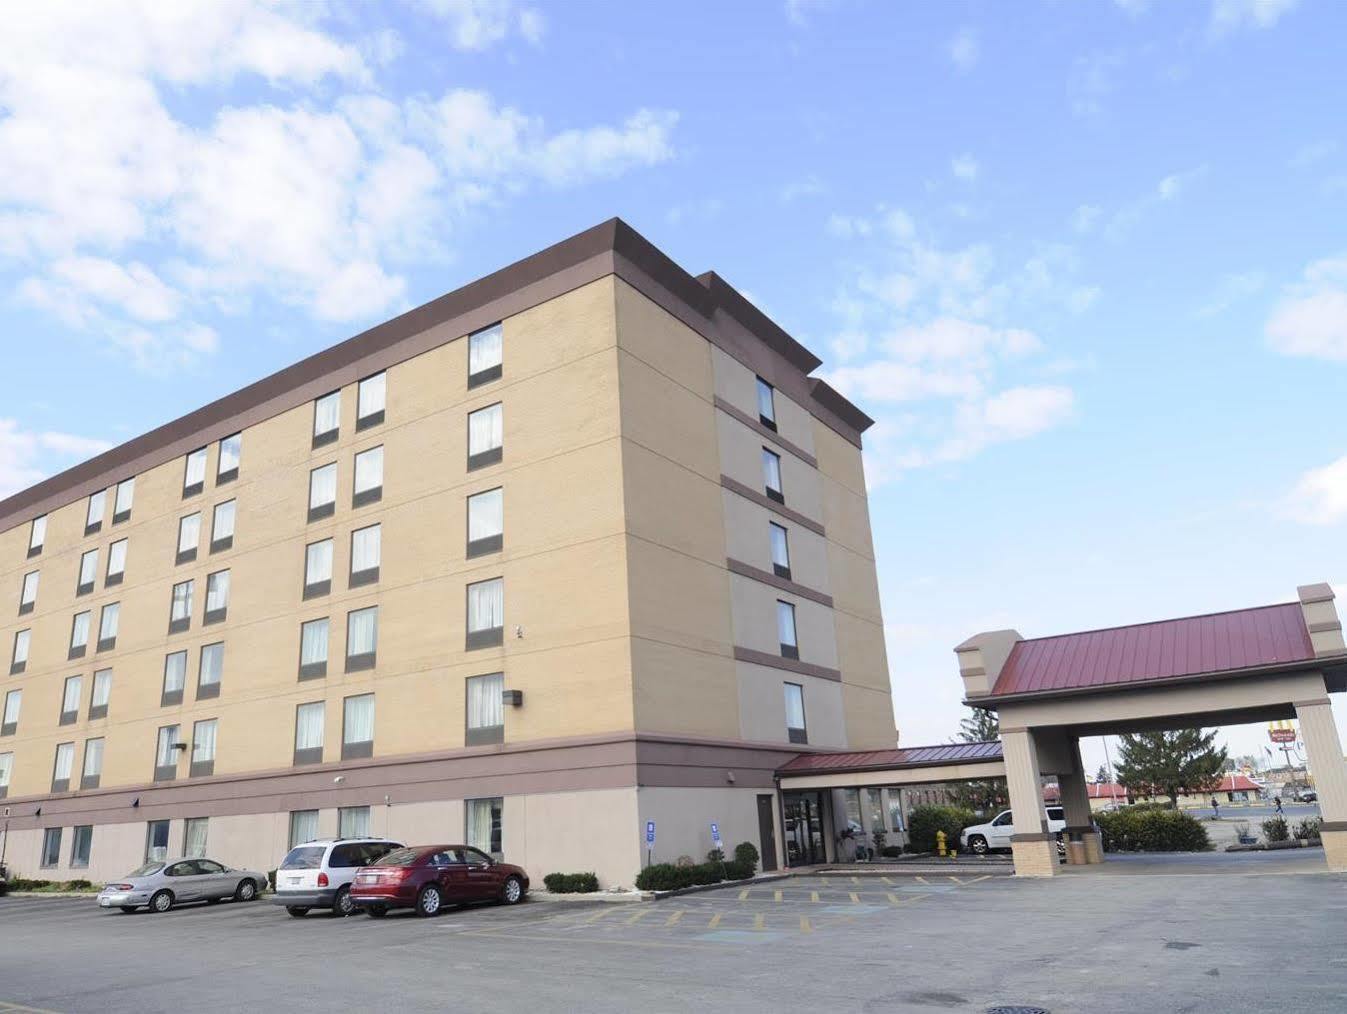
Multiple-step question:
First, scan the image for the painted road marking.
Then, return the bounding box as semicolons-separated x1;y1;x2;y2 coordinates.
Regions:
965;875;992;885
849;892;861;903
851;876;861;885
738;889;750;901
708;912;723;929
881;876;894;884
624;909;647;925
810;891;820;903
799;915;813;932
584;908;611;923
949;876;962;884
774;889;783;902
915;875;929;884
665;909;684;926
696;930;781;945
753;913;766;930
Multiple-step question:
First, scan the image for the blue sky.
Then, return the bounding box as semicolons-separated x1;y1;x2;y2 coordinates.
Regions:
2;0;1345;771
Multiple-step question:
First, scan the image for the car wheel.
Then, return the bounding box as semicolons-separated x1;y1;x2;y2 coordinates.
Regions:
416;885;443;917
333;885;355;917
286;907;310;918
500;876;524;905
366;905;388;919
119;906;138;914
967;835;988;855
149;890;174;914
234;879;257;903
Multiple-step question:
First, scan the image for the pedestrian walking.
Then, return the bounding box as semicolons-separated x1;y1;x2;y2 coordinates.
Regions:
1274;795;1283;815
1211;796;1220;820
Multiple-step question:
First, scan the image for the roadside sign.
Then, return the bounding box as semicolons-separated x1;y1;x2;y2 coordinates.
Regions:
1269;721;1296;744
710;822;722;847
645;820;655;845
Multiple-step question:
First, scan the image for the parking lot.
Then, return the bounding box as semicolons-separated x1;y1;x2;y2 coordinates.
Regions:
2;867;1344;1013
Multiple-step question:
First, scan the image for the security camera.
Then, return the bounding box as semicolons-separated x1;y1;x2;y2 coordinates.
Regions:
333;775;345;784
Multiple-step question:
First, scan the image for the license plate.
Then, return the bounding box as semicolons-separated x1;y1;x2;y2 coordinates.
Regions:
99;898;111;907
358;874;376;883
288;876;302;885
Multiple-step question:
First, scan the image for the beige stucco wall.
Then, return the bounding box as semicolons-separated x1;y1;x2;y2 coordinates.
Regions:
721;489;831;593
729;573;839;669
736;660;846;748
637;784;782;872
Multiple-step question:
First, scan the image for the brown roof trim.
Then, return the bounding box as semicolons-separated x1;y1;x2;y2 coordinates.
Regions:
0;218;872;536
808;378;876;433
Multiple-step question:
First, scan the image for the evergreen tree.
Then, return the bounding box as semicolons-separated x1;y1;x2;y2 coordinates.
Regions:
1094;764;1111;784
956;706;999;743
1114;729;1227;809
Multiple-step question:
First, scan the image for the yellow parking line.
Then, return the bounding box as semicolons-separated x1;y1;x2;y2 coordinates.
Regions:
850;876;861;885
799;915;813;932
584;908;611;923
0;1003;62;1014
708;912;723;929
625;909;647;925
753;913;766;930
881;876;894;885
965;875;992;885
887;892;902;904
738;888;750;901
774;889;783;902
849;891;861;904
949;876;962;884
665;909;684;926
915;875;929;884
810;890;819;903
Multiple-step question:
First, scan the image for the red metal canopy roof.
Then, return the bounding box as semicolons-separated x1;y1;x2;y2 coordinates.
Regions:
990;602;1315;698
778;741;1003;774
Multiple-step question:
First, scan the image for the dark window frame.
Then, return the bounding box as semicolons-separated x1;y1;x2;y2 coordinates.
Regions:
341;693;375;760
778;600;799;660
349;524;381;588
113;478;135;525
467;322;504;389
293;702;325;766
154;726;180;782
203;570;229;625
756;376;778;431
41;827;62;868
183;447;208;499
51;742;74;793
70;824;94;867
312;390;341;449
106;541;127;587
298;618;329;680
344;607;378;673
68;612;90;660
465;578;504;651
196;642;224;700
466;487;504;559
769;522;792;580
10;630;29;676
464;673;505;746
356;371;386;431
784;682;808;744
216;433;241;486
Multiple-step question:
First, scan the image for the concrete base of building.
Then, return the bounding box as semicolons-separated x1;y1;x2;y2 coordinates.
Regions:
1321;829;1347;872
1011;838;1058;877
1082;830;1104;864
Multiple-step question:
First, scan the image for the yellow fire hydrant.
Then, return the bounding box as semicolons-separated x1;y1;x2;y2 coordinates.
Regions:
936;830;947;857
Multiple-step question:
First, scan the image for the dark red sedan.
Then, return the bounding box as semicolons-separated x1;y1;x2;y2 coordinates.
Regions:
349;845;528;917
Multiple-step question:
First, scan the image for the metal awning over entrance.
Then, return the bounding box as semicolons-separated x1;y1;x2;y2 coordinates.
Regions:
777;741;1004;790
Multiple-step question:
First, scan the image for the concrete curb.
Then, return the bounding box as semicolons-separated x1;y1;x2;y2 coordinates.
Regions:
3;891;100;898
529;891;644;904
1225;840;1323;853
644;872;792;901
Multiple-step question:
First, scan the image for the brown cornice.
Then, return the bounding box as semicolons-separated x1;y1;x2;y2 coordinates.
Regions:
713;396;818;467
733;645;842;682
726;558;834;607
719;475;826;536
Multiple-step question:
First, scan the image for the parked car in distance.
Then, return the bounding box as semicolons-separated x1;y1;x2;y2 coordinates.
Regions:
98;857;267;913
350;845;529;917
961;806;1067;855
271;838;403;917
1295;788;1318;803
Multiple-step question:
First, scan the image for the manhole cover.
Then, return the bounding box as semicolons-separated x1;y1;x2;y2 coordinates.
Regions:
987;1007;1051;1014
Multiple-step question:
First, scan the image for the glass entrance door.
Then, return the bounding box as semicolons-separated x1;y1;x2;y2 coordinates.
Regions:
783;792;826;866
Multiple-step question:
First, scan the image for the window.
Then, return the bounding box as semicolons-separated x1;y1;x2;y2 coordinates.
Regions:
304;539;334;598
155;725;181;781
784;683;807;744
342;693;375;759
350;524;381;587
308;462;337;522
10;629;30;676
217;433;241;484
28;515;46;557
60;675;81;725
41;827;62;868
762;448;784;503
67;824;94;867
338;806;371;839
211;500;236;552
146;819;170;862
466;797;503;858
467;403;503;470
353;446;384;507
183;447;208;497
769;522;791;580
177;512;201;564
467;578;504;650
313;390;341;447
197;642;224;699
467;488;504;557
191;719;217;776
294;701;325;765
299;618;329;679
113;477;135;524
97;602;119;651
757;377;777;430
81;737;104;789
289;809;319;848
70;610;91;659
77;549;98;595
162;651;187;706
53;741;74;792
466;672;504;746
346;606;378;672
204;570;230;624
90;668;111;719
19;570;39;614
357;372;386;430
85;488;107;535
2;689;20;736
106;539;127;585
0;752;11;798
184;817;209;858
468;322;503;387
777;600;799;659
170;579;193;633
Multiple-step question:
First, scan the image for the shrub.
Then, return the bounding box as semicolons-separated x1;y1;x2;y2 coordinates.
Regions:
907;805;977;854
1125;801;1172;813
880;845;904;858
1294;817;1322;841
706;848;725;863
65;879;93;891
1095;809;1212;852
268;869;278;891
542;872;600;894
732;841;759;873
674;854;695;868
1262;816;1290;842
635;861;737;892
722;860;754;881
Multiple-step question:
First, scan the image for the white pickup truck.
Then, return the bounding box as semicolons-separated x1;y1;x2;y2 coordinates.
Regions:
960;806;1067;855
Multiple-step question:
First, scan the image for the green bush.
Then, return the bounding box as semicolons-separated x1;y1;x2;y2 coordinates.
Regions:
1294;817;1322;841
722;860;754;880
1262;816;1290;842
880;845;904;858
706;848;725;863
907;805;977;854
1095;809;1211;852
635;860;740;892
1124;801;1172;813
732;841;759;873
542;872;600;894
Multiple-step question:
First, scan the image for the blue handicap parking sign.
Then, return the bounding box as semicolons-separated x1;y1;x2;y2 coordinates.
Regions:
646;820;656;844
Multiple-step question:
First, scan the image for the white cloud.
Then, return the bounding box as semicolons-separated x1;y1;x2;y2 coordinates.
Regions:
948;28;979;72
416;0;546;50
780;177;826;202
1072;205;1102;234
886;318;1040;365
1210;0;1299;35
1195;271;1265;317
1266;256;1347;360
785;0;835;27
951;154;979;181
1282;455;1347;525
1105;166;1207;239
0;419;114;499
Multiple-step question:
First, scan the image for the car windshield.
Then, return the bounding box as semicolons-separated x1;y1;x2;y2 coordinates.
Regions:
280;846;326;870
127;862;164;878
373;848;423;867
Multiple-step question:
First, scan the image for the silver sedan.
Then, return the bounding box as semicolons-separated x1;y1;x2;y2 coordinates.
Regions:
97;857;267;913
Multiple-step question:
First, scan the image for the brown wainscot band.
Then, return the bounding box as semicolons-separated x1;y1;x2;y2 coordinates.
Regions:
712;396;818;468
726;558;834;608
719;475;826;536
732;646;841;682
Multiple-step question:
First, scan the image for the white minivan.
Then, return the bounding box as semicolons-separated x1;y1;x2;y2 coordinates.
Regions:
960;806;1067;854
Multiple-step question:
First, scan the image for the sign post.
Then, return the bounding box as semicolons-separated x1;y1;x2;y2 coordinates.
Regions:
645;820;655;868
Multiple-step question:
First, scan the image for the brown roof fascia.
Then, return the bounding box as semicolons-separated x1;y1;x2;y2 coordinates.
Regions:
695;271;822;374
808;377;876;433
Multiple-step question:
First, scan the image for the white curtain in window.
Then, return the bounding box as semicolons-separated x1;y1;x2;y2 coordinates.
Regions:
466;797;502;856
13;631;29;665
469;324;503;375
314;391;340;436
86;489;106;526
770;524;790;568
115;478;135;515
339;806;370;838
347;607;378;656
301;619;329;664
199;644;223;686
468;404;503;454
467;673;503;729
179;514;201;553
777;601;797;647
306;540;333;584
21;571;38;605
352;525;381;572
757;378;775;422
762;449;783;491
290;809;319;848
92;670;111;707
108;540;127;576
468;578;503;633
310;463;337;508
468;489;503;541
71;612;90;648
156;727;179;767
79;550;98;586
344;694;374;744
354;446;384;493
29;515;46;550
193;720;217;762
63;677;82;713
54;742;74;780
206;571;230;611
147;820;170;862
164;652;187;692
295;703;324;750
358;373;386;419
83;738;103;777
784;684;806;730
99;603;119;640
218;434;241;474
0;752;12;788
3;691;20;723
172;581;194;620
185;818;209;858
185;448;207;487
213;500;236;540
